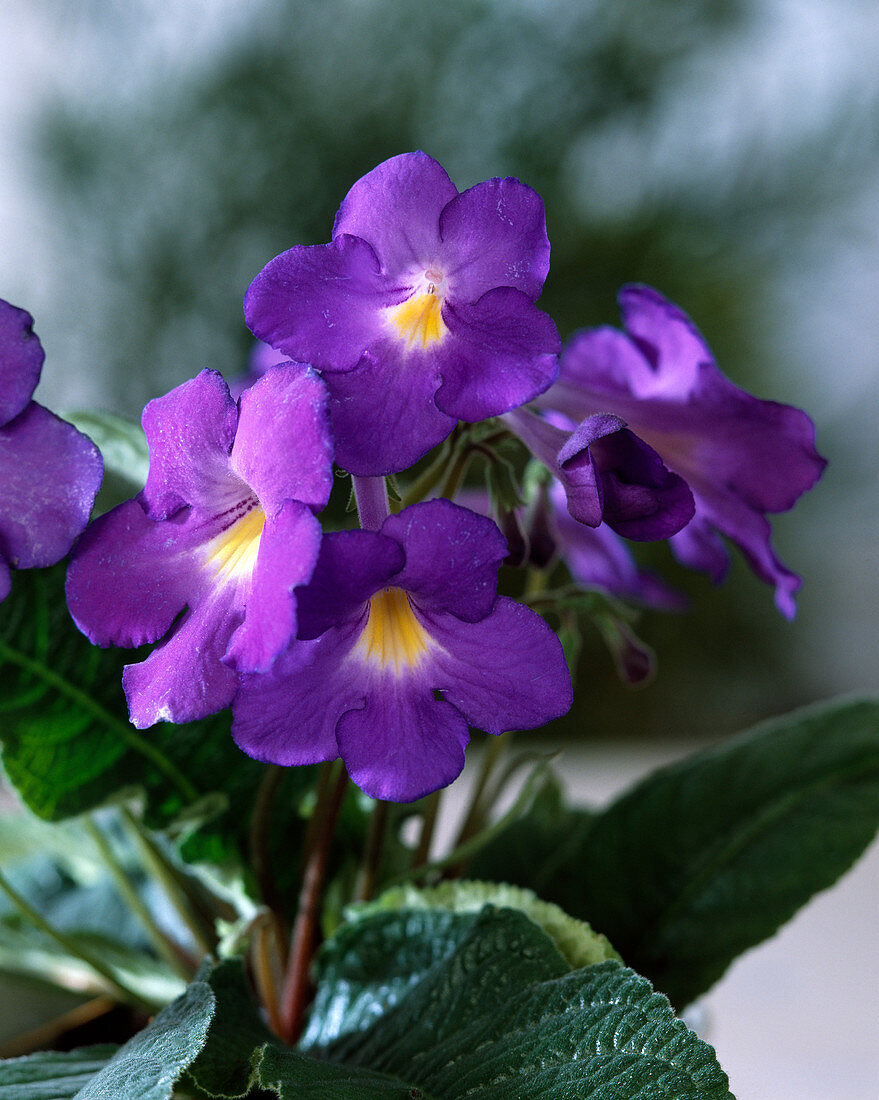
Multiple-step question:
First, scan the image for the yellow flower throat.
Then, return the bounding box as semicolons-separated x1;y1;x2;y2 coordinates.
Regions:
388;290;447;350
354;587;432;674
204;504;266;584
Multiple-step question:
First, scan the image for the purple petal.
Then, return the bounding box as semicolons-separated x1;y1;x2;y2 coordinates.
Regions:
332;151;458;274
421;597;572;733
66;500;206;648
326;344;456;475
224;501;322;673
123;591;242;727
0;558;10;603
232;623;363;766
0;402;102;570
336;674;470;802
617;284;713;399
439;176;550;301
433;288;560;422
230;362;333;514
244;235;399;374
0;300;44;425
547;326;653;417
296;529;404;640
381;499;508;623
140;369;240;519
669;514;730;585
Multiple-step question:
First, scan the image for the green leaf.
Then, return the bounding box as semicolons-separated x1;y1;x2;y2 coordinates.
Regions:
547;696;879;1007
253;1046;428;1099
0;1046;118;1099
353;880;618;970
65;410;149;514
305;907;732;1099
73;976;215;1099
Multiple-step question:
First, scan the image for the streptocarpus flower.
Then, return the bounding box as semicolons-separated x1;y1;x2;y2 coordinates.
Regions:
244;151;560;476
66;365;333;727
0;299;102;601
504;406;694;540
540;285;826;617
232;498;572;802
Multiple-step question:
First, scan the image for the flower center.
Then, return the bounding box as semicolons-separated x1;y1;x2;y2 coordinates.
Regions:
354;587;432;674
386;274;448;351
203;500;266;585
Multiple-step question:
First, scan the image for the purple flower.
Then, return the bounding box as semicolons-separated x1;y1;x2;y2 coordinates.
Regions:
228;340;288;400
66;365;333;727
244;151;560;476
231;498;572;802
0;299;102;601
540;286;826;617
504;406;694;540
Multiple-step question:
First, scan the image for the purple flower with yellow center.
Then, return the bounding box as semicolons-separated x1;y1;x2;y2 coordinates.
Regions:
232;494;572;802
503;406;694;540
244;151;560;476
0;299;102;601
66;364;333;727
540;285;827;617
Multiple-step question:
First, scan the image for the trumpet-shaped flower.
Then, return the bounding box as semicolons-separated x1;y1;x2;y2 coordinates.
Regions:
540;285;826;617
66;365;333;727
244;151;560;475
0;299;102;601
232;499;572;802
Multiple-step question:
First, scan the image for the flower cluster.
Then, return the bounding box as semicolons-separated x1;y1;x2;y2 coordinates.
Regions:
63;152;825;801
0;299;101;601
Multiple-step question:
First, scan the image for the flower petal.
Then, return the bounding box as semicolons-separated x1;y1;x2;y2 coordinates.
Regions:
140;369;240;519
381;499;508;623
439;176;550;301
433;288;559;422
224;501;322;673
422;597;572;734
0;300;44;425
244;235;401;374
230;362;333;514
332;151;458;274
0;402;102;570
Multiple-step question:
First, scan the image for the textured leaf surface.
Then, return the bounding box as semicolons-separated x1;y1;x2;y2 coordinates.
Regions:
0;1046;117;1099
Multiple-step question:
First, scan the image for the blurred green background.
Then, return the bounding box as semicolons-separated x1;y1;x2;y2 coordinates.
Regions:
1;0;877;744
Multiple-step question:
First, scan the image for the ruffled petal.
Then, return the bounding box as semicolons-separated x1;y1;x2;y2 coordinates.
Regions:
296;529;404;640
617;284;713;400
224;501;322;673
439;176;550;301
0;300;44;425
230;363;333;514
332;151;458;275
421;597;572;734
0;402;102;570
140;369;240;519
381;499;507;623
336;673;470;802
122;590;242;727
326;344;456;475
244;235;401;373
433;288;559;422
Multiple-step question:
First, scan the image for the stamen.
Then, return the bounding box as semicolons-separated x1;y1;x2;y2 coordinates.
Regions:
354;587;432;675
203;502;266;585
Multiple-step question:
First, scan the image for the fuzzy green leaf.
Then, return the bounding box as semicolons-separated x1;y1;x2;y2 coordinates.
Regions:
0;1047;118;1100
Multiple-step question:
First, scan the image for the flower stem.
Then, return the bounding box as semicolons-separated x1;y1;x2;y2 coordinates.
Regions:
83;816;193;980
452;733;509;850
352;475;390;531
0;866;158;1011
354;799;390;902
411;789;442;869
249;765;285;918
280;761;349;1044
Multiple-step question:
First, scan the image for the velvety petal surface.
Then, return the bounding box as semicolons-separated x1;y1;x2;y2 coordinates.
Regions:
244;235;401;373
140;369;240;519
230;363;333;514
224;501;322;673
439;176;550;301
433;288;560;422
326;344;457;474
332;151;458;273
421;597;573;734
381;499;508;623
123;591;242;727
336;673;471;802
296;529;405;640
0;299;44;424
0;402;102;569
